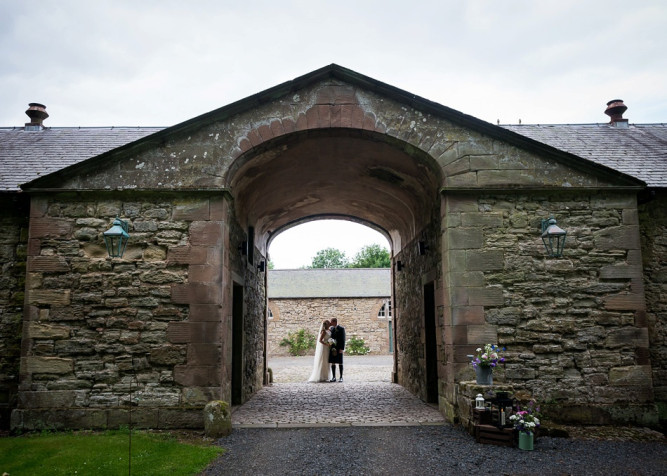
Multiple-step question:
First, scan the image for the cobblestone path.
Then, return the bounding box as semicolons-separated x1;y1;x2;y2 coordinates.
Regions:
232;355;445;428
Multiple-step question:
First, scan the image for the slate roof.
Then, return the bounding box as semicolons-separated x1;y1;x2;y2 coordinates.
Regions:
268;268;391;298
502;123;667;187
0;127;163;191
1;65;665;192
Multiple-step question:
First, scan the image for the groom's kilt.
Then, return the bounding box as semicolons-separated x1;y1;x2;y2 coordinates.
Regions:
329;347;343;364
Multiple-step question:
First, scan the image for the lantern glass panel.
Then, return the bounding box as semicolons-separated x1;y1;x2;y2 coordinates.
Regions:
103;218;130;258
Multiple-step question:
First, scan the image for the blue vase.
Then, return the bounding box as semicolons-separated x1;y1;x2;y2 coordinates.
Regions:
475;365;493;385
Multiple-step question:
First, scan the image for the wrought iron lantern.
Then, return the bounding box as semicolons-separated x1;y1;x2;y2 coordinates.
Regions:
475;393;485;409
541;217;566;258
103;217;130;258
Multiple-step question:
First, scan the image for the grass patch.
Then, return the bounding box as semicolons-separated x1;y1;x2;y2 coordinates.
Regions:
0;429;224;475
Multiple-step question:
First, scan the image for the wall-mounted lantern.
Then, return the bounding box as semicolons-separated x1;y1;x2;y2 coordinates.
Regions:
541;217;567;258
257;260;266;272
395;260;403;272
103;217;130;258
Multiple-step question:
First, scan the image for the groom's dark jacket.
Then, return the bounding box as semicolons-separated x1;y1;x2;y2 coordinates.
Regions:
331;325;345;353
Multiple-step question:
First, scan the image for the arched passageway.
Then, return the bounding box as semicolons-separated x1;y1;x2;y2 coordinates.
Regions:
226;126;443;408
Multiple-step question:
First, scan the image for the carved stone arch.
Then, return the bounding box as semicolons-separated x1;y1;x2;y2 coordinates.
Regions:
225;126;443;258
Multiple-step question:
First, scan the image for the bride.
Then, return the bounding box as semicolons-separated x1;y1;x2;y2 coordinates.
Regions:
307;319;333;382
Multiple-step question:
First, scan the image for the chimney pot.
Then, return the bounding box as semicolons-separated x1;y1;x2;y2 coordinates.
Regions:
25;103;49;130
605;99;628;127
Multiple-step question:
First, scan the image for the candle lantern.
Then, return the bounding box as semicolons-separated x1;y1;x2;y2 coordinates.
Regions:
490;392;514;428
475;394;485;409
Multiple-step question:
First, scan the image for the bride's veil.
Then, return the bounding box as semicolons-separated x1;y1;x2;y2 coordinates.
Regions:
307;321;326;382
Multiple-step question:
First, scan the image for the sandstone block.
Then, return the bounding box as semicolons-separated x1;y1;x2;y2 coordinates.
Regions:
182;387;221;406
190;221;223;246
158;408;205;429
27;323;70;339
188;343;220;366
447;228;483;249
27;289;71;306
19;390;77;408
167;246;208;265
173;200;210;220
461;212;503;227
451;306;485;326
189;304;223;322
467;286;504;307
174;365;219;386
445;172;477;188
466;325;498;343
608;365;652;387
171;283;222;304
204;400;232;437
29;218;72;238
466;250;504;271
22;356;73;374
28;256;70;273
149;346;186;365
605;327;649;348
594;225;640;250
143;245;167;260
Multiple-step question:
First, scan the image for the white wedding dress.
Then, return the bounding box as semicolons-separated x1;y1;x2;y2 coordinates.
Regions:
307;326;332;382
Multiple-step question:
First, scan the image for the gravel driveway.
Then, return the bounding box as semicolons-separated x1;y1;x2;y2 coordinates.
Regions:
202;425;666;475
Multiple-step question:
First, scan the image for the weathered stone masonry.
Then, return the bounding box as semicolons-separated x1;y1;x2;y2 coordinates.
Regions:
440;191;654;425
2;65;664;430
11;192;265;430
0;195;29;428
639;190;667;422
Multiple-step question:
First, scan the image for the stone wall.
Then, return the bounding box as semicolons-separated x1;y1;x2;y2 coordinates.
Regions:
441;190;656;426
267;297;391;356
394;215;442;402
10;192;249;431
0;194;29;429
639;190;667;427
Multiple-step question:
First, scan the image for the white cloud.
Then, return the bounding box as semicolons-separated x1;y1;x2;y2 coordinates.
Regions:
2;0;666;263
268;220;389;269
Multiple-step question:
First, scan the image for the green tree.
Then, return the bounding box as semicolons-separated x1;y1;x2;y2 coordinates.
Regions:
350;244;391;268
310;247;349;268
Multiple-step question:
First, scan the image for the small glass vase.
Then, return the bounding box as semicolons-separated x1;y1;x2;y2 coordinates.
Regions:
475;365;493;385
518;431;534;450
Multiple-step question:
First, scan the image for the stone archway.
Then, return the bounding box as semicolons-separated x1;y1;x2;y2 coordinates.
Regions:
225;123;443;406
13;65;654;431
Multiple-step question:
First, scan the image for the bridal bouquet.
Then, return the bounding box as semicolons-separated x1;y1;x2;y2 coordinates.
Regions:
328;337;337;355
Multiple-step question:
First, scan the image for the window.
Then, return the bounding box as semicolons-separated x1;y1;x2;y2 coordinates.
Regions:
378;300;392;319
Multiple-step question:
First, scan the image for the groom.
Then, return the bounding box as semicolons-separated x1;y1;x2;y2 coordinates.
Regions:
329;318;345;382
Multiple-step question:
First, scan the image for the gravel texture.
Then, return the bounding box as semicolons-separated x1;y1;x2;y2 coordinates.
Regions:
202;425;667;476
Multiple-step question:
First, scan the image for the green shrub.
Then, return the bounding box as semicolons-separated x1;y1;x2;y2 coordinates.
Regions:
347;335;370;355
279;329;316;356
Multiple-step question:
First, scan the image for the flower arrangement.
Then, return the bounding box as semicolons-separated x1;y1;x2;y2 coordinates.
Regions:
328;337;337;356
471;343;505;369
509;401;541;434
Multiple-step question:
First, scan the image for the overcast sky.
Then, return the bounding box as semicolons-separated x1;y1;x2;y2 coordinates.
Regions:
2;0;665;267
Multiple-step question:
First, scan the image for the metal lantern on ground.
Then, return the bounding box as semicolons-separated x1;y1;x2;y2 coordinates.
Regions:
475;394;485;409
103;217;130;258
541;217;567;258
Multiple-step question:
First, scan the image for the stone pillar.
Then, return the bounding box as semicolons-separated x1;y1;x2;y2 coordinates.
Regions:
168;197;226;413
441;193;504;422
